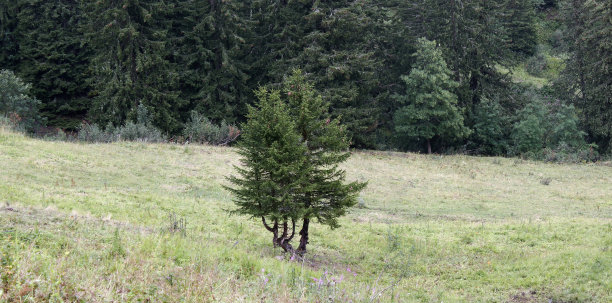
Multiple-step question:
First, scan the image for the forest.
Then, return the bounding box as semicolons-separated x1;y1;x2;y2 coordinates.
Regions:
0;0;610;157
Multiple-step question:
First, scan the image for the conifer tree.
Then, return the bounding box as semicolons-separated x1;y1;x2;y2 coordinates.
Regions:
84;0;183;133
511;99;547;154
226;87;307;253
284;70;366;255
0;1;18;68
394;0;517;118
472;98;509;155
291;1;386;148
561;0;612;152
242;0;308;88
393;38;470;153
170;0;249;124
12;0;91;129
506;0;538;57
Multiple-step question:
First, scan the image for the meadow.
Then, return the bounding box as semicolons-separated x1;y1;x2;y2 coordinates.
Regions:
0;126;611;302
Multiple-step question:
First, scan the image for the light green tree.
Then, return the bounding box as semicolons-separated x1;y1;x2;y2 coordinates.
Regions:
393;38;470;154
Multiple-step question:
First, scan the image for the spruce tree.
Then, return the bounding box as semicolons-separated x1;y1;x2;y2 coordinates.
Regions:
561;0;612;153
242;0;308;89
505;0;538;57
511;99;547;155
0;1;18;69
393;38;470;153
226;87;307;253
84;0;183;133
394;0;518;119
13;0;91;129
242;1;388;148
290;1;386;148
284;70;366;255
169;0;249;124
472;98;509;155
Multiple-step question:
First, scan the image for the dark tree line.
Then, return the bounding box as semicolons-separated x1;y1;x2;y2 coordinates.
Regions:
0;0;609;154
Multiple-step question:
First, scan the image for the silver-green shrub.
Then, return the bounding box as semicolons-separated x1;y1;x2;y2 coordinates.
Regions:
183;111;239;145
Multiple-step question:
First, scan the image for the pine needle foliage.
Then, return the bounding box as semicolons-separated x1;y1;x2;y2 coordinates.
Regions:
393;38;470;153
227;70;366;255
284;70;367;254
226;87;308;252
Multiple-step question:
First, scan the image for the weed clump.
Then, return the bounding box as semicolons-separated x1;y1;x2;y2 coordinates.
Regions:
167;213;187;237
108;228;126;258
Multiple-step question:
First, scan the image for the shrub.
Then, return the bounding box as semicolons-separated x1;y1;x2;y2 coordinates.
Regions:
113;104;165;142
547;102;586;148
0;70;43;132
77;121;166;143
0;115;13;129
512;100;547;155
43;129;69;142
77;123;116;143
183;111;240;145
116;121;165;143
472;98;510;155
510;94;596;162
542;142;599;163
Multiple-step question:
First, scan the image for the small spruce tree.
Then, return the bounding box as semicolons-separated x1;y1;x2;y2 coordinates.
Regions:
393;38;470;154
227;70;365;256
284;70;366;255
225;87;307;253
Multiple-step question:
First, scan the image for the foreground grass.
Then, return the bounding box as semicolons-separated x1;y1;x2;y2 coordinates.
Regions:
0;127;611;302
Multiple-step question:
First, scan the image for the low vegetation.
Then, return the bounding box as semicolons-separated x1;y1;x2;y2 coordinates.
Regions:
1;126;610;302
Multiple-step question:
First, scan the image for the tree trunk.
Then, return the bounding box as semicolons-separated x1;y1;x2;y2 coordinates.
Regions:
296;217;310;255
277;219;295;253
427;139;432;154
262;217;279;248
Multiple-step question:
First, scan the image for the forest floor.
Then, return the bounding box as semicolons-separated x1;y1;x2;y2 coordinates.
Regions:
1;126;611;302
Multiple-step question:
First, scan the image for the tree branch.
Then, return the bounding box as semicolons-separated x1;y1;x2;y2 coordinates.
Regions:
287;218;296;242
262;217;275;232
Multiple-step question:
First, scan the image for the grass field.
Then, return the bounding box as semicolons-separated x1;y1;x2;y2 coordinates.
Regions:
1;126;611;302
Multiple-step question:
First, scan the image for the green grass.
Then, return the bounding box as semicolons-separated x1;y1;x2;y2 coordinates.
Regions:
1;126;611;302
497;64;549;89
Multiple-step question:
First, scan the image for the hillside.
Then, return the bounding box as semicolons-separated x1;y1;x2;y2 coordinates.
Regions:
1;127;611;302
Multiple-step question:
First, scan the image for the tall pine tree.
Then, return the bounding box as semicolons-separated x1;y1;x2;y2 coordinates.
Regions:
12;0;91;129
169;0;249;124
561;0;612;152
84;0;182;133
291;1;386;148
0;1;19;69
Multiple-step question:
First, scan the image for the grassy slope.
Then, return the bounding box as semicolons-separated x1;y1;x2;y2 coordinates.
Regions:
1;126;611;302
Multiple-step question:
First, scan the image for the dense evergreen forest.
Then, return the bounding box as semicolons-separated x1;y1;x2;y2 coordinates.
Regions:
0;0;610;157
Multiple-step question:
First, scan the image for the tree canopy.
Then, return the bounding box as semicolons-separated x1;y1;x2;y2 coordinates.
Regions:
0;0;609;156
